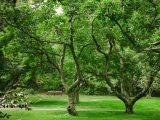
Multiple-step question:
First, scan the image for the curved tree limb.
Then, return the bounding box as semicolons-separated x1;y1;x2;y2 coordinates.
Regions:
104;13;136;46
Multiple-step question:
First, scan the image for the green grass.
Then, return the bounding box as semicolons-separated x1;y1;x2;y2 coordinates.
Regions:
1;95;160;120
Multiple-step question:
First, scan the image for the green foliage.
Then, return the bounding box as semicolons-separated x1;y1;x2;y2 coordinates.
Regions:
37;73;62;91
81;76;112;95
0;0;160;117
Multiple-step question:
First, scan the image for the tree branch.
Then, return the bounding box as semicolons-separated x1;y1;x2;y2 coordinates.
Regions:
150;41;160;46
91;18;109;57
3;17;69;45
60;44;68;90
143;48;160;53
104;13;136;46
69;14;83;82
77;43;92;60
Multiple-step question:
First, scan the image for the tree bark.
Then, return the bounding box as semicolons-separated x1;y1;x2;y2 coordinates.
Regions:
74;90;79;104
125;102;134;114
67;93;78;116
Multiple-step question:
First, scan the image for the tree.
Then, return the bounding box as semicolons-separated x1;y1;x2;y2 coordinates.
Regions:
0;0;91;116
90;0;160;114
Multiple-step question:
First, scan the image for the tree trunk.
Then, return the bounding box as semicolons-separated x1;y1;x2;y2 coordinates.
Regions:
146;87;152;99
125;102;134;114
74;91;79;104
67;93;78;116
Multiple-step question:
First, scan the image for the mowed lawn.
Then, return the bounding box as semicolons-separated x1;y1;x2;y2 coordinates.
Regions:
1;95;160;120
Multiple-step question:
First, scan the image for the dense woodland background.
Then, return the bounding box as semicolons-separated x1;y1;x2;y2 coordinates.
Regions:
0;0;160;117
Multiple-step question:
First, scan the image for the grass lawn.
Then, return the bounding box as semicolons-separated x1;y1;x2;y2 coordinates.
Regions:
1;95;160;120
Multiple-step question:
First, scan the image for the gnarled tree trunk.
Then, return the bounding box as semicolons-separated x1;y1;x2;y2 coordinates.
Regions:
124;102;134;114
67;92;78;116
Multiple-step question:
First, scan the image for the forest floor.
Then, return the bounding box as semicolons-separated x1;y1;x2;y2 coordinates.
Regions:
1;95;160;120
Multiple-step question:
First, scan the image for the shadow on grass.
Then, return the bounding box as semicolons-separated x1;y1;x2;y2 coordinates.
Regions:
30;100;67;107
77;100;124;109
